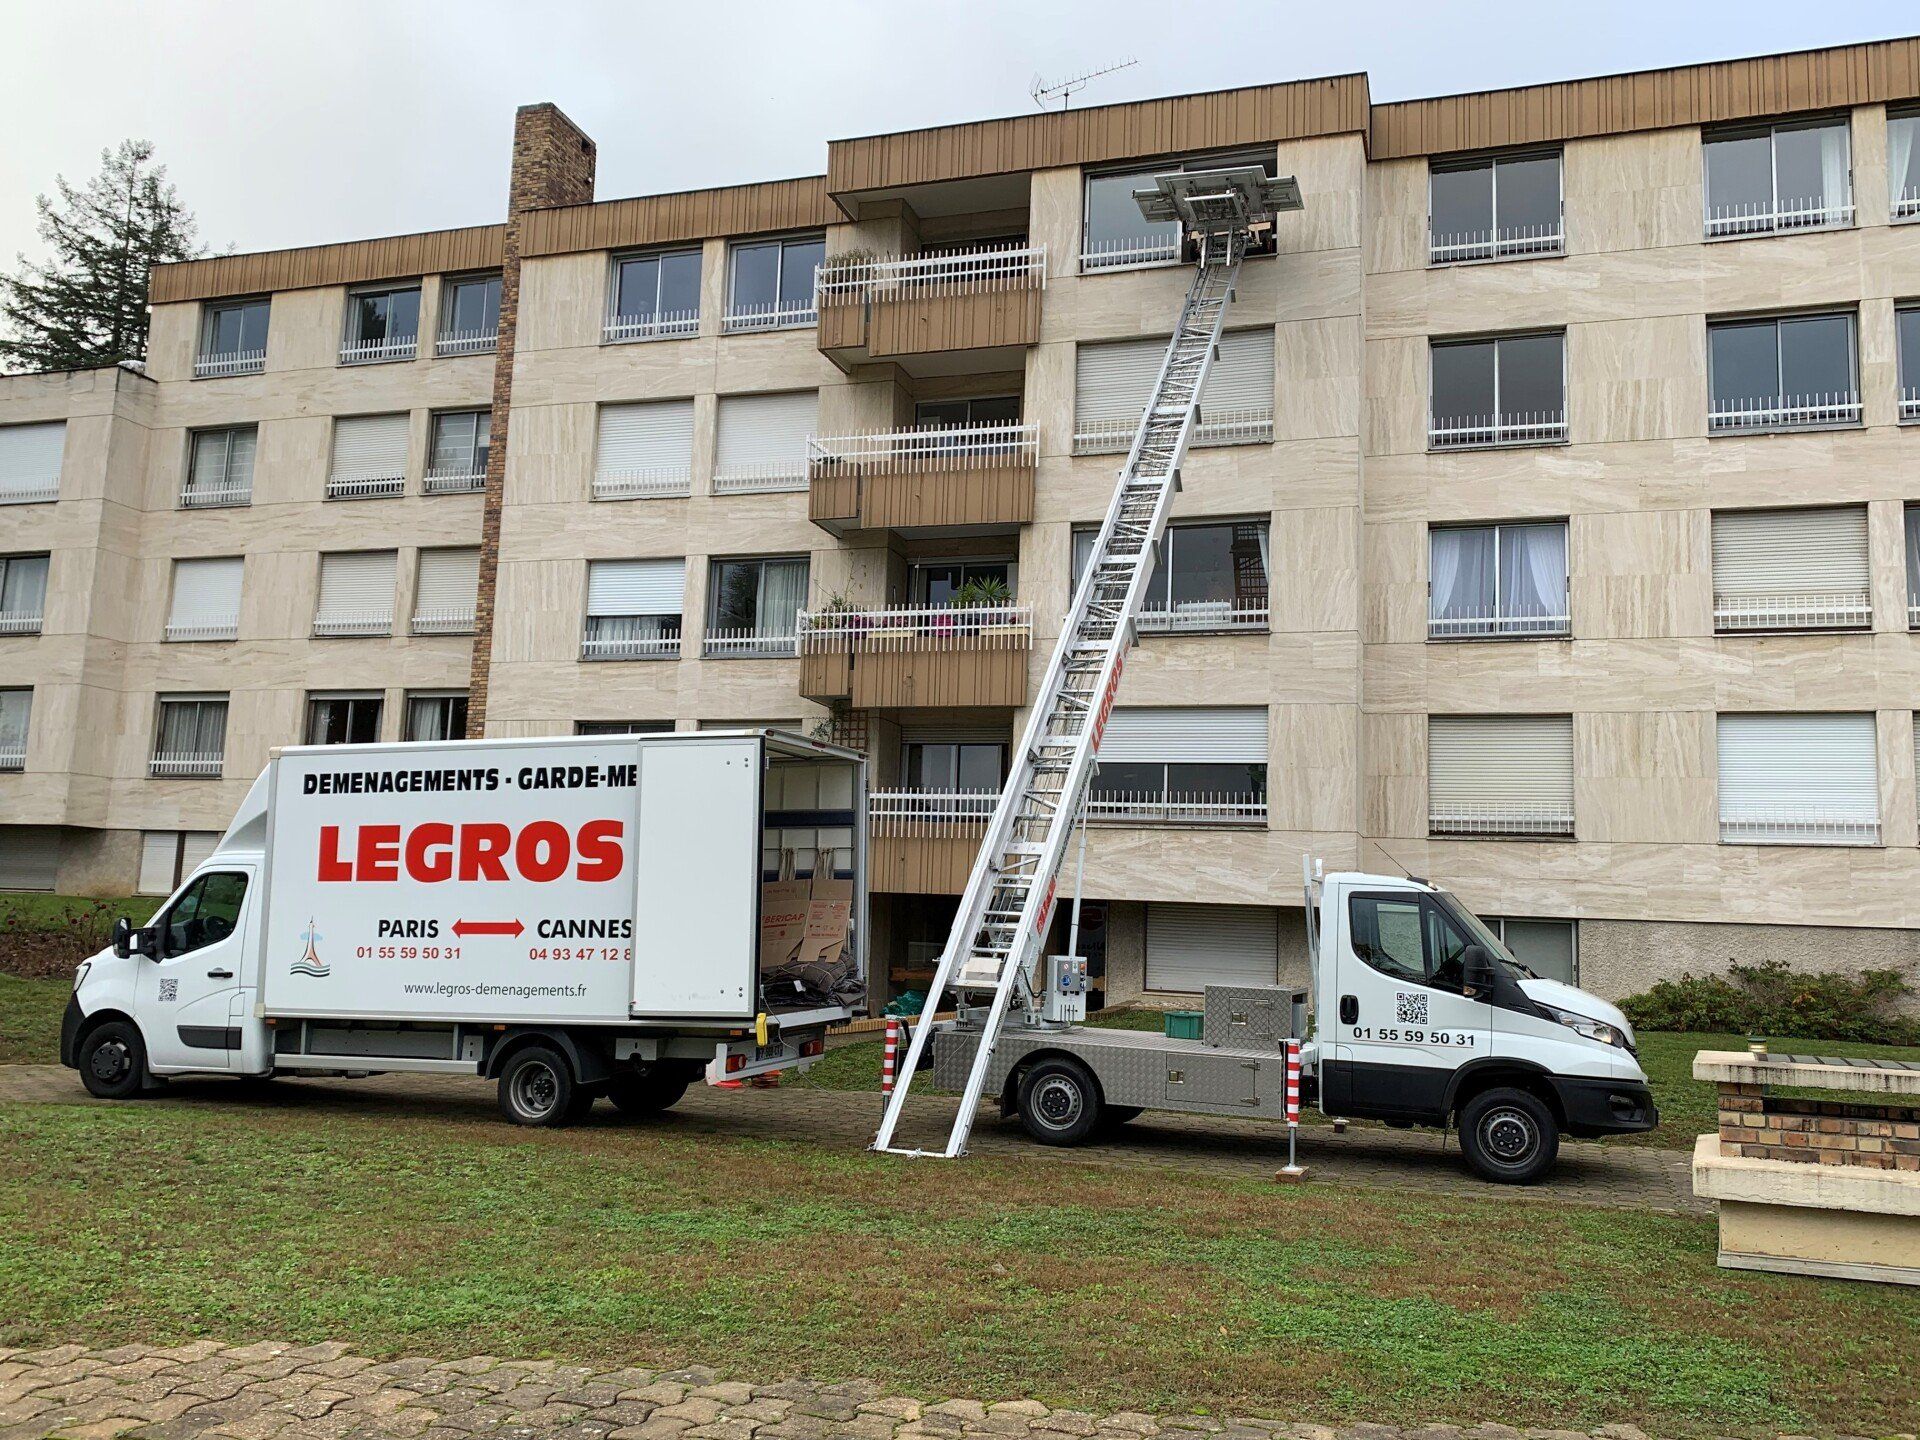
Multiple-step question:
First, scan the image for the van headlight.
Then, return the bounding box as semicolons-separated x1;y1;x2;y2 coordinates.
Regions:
1542;1003;1627;1049
73;961;91;992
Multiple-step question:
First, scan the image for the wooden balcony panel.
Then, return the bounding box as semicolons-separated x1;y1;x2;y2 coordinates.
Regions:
871;831;984;895
798;651;852;702
850;647;1027;708
867;286;1042;358
817;297;867;352
807;468;861;529
862;463;1034;530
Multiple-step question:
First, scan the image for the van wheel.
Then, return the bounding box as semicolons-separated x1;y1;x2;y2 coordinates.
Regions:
498;1046;577;1127
607;1070;691;1116
1459;1087;1559;1184
79;1021;147;1100
1016;1058;1101;1146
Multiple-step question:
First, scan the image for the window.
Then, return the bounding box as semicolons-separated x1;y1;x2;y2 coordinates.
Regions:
1428;523;1568;639
909;558;1016;607
1145;903;1278;990
411;547;480;634
151;695;228;777
165;557;243;641
305;692;383;746
438;273;501;354
1073;520;1270;632
903;737;1006;818
713;391;818;493
340;283;421;363
1713;507;1869;632
1894;110;1920;219
0;689;29;770
1718;712;1878;845
196;298;269;377
1428;150;1564;263
593;399;695;499
1429;333;1566;448
705;556;808;656
1704;116;1852;237
1073;329;1275;454
1907;507;1920;628
1428;715;1574;838
1899;304;1920;422
1088;707;1268;824
915;396;1022;429
1707;312;1859;432
403;692;469;742
583;559;685;660
160;871;248;958
1487;917;1578;986
1347;892;1484;991
0;554;49;634
606;248;702;342
328;414;409;499
313;550;398;637
426;410;490;493
577;720;674;736
0;422;64;504
137;832;222;896
181;427;255;507
1081;148;1276;270
723;234;824;333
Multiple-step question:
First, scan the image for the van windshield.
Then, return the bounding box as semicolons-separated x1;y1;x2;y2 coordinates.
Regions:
1431;891;1531;978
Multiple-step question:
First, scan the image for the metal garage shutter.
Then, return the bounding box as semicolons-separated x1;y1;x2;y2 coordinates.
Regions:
1712;507;1869;628
1146;903;1278;991
330;414;409;487
180;831;220;875
314;551;397;634
0;422;65;501
1719;712;1878;844
1428;715;1574;835
139;832;180;894
586;559;685;616
0;826;59;891
167;557;243;638
595;400;694;496
1098;707;1268;763
714;391;817;491
412;548;480;632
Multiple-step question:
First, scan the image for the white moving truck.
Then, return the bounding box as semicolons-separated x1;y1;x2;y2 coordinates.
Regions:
61;730;866;1125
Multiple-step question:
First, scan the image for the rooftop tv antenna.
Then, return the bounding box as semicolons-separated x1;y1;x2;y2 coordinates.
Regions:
1031;57;1137;111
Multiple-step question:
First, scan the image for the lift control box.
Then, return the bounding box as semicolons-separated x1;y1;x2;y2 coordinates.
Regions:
1042;955;1089;1024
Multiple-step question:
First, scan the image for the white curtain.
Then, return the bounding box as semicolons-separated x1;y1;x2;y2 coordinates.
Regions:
1892;117;1919;209
1429;528;1493;623
1818;124;1851;217
1501;524;1567;621
757;560;808;638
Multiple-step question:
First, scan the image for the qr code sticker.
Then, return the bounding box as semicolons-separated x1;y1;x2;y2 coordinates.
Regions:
158;978;178;1003
1395;992;1428;1025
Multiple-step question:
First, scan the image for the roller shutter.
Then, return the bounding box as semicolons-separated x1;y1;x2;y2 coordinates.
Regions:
1075;331;1276;442
168;558;243;630
1146;903;1279;991
714;391;817;484
1098;707;1268;764
595;400;694;485
315;551;398;632
412;548;479;628
1718;712;1878;843
587;559;685;616
1428;716;1574;833
0;422;65;499
0;826;59;891
329;414;409;483
1712;507;1869;623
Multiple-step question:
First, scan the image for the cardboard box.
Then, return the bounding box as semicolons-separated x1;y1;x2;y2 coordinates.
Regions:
759;874;854;973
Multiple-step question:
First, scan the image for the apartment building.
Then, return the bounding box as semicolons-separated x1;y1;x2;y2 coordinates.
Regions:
5;37;1920;1007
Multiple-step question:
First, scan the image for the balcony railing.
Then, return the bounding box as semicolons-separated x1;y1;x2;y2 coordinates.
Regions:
0;745;22;771
1079;235;1181;272
581;634;681;661
339;336;418;365
1720;810;1880;846
0;611;44;635
0;479;60;505
592;469;692;501
797;604;1032;652
810;423;1040;473
164;617;238;642
1088;791;1269;826
1430;805;1575;838
604;310;700;344
1714;591;1872;632
326;474;404;500
194;349;264;378
411;609;476;636
1073;407;1275;456
712;464;808;495
1138;601;1270;634
1901;387;1920;423
424;469;486;495
149;751;223;778
1429;611;1571;640
436;327;498;356
312;612;393;638
1708;393;1862;434
1428;411;1568;449
870;790;997;834
1898;187;1920;221
702;628;799;658
816;244;1048;303
1428;223;1565;265
721;301;816;335
178;481;250;508
1705;198;1855;238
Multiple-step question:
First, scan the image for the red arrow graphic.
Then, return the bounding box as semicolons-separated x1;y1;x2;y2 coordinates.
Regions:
452;919;524;938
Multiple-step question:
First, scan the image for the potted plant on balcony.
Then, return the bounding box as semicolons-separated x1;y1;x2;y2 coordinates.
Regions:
953;575;1012;638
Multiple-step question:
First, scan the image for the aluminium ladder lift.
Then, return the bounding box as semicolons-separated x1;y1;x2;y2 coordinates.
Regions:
874;164;1304;1158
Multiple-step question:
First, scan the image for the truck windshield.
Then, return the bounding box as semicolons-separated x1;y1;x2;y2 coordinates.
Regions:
1431;891;1530;978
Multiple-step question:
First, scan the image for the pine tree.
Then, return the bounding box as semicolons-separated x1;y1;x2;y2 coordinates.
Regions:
0;140;203;373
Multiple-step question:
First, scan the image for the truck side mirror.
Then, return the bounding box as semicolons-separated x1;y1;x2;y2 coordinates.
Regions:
111;917;134;959
1461;946;1496;998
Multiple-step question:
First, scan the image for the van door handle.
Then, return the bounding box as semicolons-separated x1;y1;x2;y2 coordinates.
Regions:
206;968;233;979
1339;994;1359;1025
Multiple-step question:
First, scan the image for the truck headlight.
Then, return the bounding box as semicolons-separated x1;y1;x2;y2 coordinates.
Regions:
1542;1003;1627;1050
73;961;90;992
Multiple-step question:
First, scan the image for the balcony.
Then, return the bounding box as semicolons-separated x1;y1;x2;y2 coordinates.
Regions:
702;629;798;659
1079;236;1180;272
815;246;1045;370
178;480;250;508
424;469;486;495
326;475;404;501
164;617;238;642
193;349;264;379
312;612;392;639
1428;411;1567;450
722;302;815;336
1428;222;1564;265
808;424;1037;534
1705;199;1854;239
1720;809;1879;846
149;751;223;778
713;462;807;496
436;327;498;356
1715;590;1871;633
0;609;43;636
1429;804;1575;839
1074;408;1273;456
1137;600;1269;635
604;310;701;344
1429;610;1570;641
869;790;994;894
798;605;1031;707
592;468;692;501
1709;393;1862;435
581;634;680;661
339;336;418;365
411;608;477;637
1086;790;1269;826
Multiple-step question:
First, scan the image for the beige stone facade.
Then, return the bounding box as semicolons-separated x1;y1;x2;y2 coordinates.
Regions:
5;41;1920;1007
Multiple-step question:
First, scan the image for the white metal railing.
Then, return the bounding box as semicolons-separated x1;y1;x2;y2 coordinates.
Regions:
1430;806;1576;838
149;751;223;778
194;349;264;378
1708;393;1861;434
592;469;692;501
312;611;393;638
1074;407;1275;456
1087;791;1270;825
411;609;476;636
721;301;816;334
1429;223;1565;264
797;604;1033;652
1714;591;1872;631
1720;810;1880;846
0;480;60;504
0;610;43;635
1079;235;1181;271
603;310;701;344
1137;601;1270;634
580;634;681;661
712;464;808;494
326;475;404;500
1705;198;1855;238
1901;387;1920;423
870;790;997;833
339;336;418;365
1429;611;1571;639
1429;411;1568;449
424;469;486;495
1898;187;1920;220
0;746;22;771
178;481;250;508
164;618;238;642
815;244;1047;303
436;327;498;356
808;422;1039;472
702;628;799;658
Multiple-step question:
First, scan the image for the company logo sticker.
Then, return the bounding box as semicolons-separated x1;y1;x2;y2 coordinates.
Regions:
290;920;330;978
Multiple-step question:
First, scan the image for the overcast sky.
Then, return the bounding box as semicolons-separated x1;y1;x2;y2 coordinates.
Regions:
1;0;1914;268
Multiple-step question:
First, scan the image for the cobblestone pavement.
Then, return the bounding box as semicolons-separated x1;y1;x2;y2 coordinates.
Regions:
7;1342;1897;1440
0;1064;1700;1215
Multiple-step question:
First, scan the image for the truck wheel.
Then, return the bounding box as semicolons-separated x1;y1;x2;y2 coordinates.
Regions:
606;1070;690;1116
78;1021;147;1100
498;1046;578;1127
1016;1058;1102;1147
1459;1087;1559;1184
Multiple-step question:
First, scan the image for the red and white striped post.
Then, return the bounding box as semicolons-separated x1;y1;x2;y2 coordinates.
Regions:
879;1016;901;1125
1277;1036;1308;1180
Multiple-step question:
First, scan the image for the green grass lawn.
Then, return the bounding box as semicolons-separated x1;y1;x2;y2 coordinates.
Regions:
1;1097;1915;1434
0;976;70;1065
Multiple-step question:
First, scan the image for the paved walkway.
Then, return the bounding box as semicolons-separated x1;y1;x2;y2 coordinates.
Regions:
0;1064;1698;1214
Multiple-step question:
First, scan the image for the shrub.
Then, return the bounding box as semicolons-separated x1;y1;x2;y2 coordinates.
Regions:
1619;960;1920;1045
0;897;126;980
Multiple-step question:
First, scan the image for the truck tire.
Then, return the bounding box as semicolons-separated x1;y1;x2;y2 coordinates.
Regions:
1459;1087;1559;1184
1015;1057;1102;1147
497;1045;578;1127
606;1069;690;1116
78;1020;147;1101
